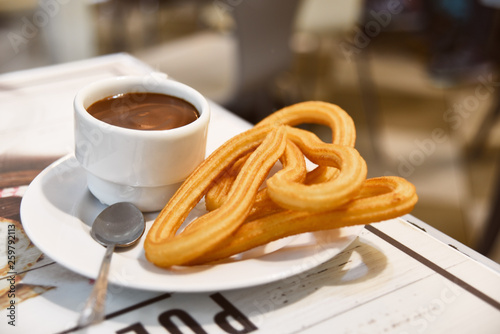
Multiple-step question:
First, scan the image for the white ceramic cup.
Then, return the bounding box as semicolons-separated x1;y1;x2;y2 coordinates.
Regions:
74;74;210;212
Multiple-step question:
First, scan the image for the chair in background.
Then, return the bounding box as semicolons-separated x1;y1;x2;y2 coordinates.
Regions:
0;0;44;73
469;0;500;256
222;0;302;122
135;0;301;123
476;167;500;255
294;0;384;158
136;0;369;124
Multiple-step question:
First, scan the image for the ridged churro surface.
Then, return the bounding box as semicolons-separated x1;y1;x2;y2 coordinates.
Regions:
144;101;418;267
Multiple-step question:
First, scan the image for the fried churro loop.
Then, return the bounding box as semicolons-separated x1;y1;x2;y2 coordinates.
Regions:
188;176;418;265
205;140;306;215
144;101;418;268
205;126;367;213
266;126;367;211
179;139;307;237
145;126;287;267
255;101;356;147
205;101;362;213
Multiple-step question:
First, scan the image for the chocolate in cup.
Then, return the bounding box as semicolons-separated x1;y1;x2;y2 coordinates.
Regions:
74;74;210;212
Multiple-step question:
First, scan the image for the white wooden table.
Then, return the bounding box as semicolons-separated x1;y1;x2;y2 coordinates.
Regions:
1;54;499;334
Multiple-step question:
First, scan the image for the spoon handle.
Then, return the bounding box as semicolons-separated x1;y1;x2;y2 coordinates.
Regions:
77;244;115;327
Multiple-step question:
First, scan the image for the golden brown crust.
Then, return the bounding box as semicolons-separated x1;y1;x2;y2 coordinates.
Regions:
145;127;287;267
188;176;418;265
144;101;418;268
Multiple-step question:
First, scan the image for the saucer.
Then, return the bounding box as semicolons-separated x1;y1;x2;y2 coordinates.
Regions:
20;155;363;292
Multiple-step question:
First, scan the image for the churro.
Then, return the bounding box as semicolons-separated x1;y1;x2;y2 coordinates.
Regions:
145;127;287;267
188;176;418;264
144;101;418;268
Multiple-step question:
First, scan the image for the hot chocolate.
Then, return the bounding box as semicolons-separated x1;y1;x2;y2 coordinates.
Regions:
87;92;199;131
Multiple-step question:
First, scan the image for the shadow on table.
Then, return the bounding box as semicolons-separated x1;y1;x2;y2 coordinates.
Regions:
275;236;388;290
218;236;388;324
322;237;388;286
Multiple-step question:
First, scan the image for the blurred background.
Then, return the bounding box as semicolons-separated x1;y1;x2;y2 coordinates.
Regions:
1;0;499;262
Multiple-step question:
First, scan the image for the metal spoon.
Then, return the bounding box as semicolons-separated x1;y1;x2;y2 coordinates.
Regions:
77;202;145;327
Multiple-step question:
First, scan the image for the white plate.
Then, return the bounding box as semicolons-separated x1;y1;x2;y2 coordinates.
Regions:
20;155;363;292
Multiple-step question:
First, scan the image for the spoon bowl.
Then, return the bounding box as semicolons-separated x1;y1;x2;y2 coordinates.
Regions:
90;202;145;248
